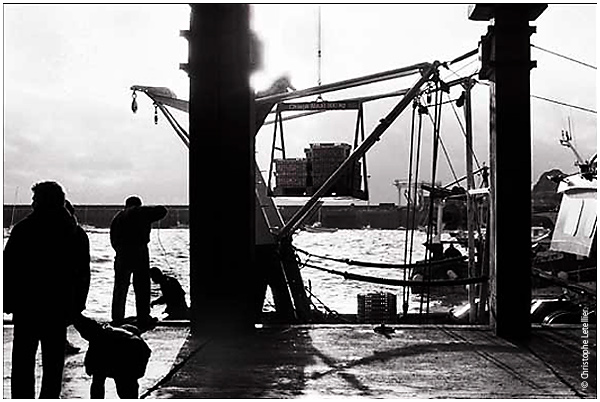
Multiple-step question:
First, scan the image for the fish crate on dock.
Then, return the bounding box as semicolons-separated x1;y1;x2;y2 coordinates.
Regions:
357;292;398;323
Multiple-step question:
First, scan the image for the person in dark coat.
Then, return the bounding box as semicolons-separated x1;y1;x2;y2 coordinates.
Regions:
3;181;91;398
150;268;190;320
110;196;167;326
72;314;151;399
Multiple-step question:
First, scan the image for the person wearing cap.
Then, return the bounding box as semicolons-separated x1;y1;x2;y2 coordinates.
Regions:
4;181;90;398
72;314;151;399
110;196;167;327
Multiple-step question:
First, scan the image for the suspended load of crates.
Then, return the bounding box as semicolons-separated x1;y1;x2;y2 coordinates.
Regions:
273;143;364;198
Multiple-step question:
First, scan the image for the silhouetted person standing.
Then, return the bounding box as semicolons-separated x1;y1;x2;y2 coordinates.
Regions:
110;196;167;327
150;268;190;320
4;181;91;398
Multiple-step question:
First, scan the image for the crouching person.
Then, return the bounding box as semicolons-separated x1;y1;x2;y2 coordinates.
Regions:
72;314;151;399
150;267;190;320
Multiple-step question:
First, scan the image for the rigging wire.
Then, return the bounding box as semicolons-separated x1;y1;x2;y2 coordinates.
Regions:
408;101;426;266
426;111;460;185
477;80;597;114
531;95;597;115
422;80;444;316
531;44;597;70
439;138;460;185
400;97;428;315
447;92;482;170
444;60;480;81
401;101;419;315
9;187;19;230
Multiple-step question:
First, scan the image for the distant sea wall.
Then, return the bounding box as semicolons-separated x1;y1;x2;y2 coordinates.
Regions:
4;205;189;229
4;171;563;230
4;200;557;231
4;204;422;230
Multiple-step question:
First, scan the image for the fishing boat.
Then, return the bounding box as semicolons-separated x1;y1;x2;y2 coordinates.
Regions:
454;132;597;325
302;222;338;233
533;132;597;285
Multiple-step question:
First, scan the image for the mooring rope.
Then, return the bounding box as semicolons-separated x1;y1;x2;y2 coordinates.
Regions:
294;246;467;269
532;267;596;298
302;261;487;287
303;284;349;323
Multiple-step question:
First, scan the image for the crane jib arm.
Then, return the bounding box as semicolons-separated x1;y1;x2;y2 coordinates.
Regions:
131;60;433;119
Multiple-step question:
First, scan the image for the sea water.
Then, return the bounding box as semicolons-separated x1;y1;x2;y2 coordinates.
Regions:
3;227;467;320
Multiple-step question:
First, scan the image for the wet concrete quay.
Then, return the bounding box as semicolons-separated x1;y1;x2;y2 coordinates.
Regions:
3;323;596;399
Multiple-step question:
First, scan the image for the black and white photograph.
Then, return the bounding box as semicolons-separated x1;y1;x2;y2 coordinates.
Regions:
3;3;597;399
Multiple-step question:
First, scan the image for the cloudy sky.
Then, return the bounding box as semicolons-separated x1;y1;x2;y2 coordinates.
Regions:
3;4;596;206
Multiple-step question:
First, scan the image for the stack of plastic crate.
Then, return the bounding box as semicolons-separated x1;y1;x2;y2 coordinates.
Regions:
357;292;398;323
274;158;307;195
305;143;356;195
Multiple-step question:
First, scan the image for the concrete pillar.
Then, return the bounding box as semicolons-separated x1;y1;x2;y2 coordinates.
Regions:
469;4;546;342
187;4;255;335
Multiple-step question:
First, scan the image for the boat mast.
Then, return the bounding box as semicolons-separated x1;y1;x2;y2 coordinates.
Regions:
463;79;479;323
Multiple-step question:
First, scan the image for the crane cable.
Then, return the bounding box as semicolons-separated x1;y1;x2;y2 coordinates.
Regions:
316;5;323;101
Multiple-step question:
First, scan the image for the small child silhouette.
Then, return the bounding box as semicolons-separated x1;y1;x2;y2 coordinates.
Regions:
73;314;151;399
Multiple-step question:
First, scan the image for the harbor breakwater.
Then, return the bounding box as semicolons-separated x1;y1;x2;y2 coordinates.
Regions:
3;204;189;229
3;203;422;230
2;200;556;231
3;169;562;229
